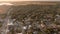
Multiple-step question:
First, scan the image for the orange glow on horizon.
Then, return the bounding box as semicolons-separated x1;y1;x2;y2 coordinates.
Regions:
0;0;59;2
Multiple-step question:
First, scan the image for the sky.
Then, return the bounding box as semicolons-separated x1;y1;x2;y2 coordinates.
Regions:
0;0;60;2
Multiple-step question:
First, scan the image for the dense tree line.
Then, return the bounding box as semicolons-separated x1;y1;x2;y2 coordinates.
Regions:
0;4;60;34
7;4;60;34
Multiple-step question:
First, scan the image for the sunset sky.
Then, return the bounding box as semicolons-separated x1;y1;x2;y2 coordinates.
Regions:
0;0;60;2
